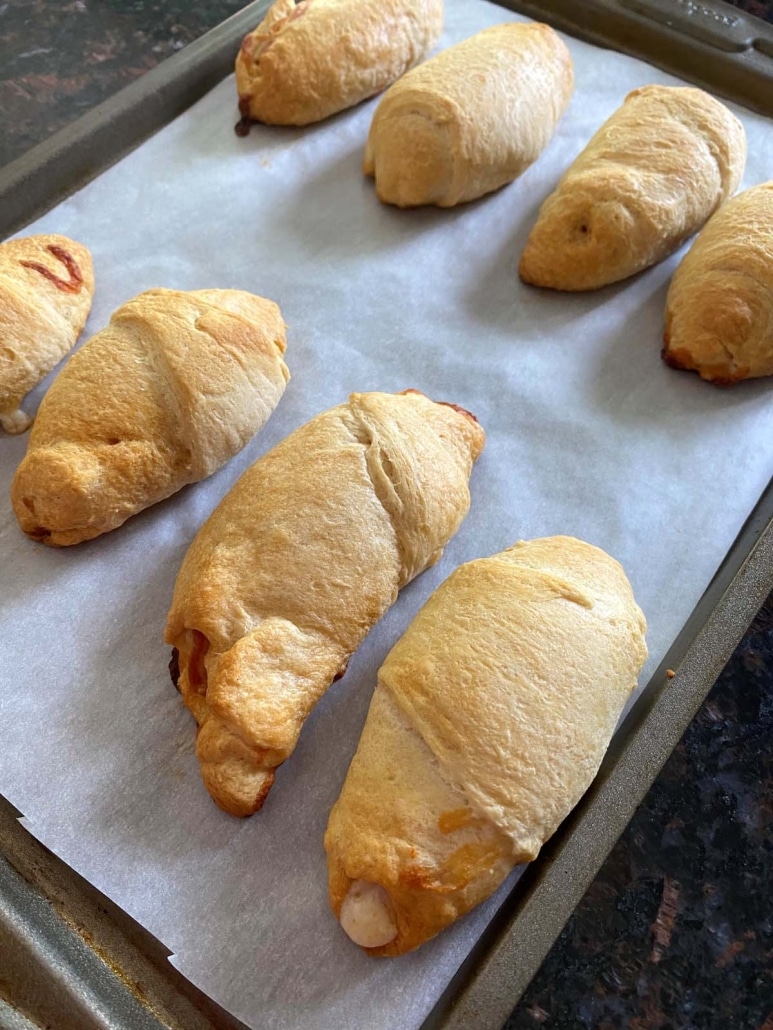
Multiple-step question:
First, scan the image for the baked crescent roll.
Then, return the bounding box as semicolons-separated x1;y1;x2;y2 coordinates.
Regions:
165;390;484;817
519;85;747;291
235;0;443;127
364;23;573;208
0;234;94;434
325;536;647;956
663;182;773;385
11;288;288;546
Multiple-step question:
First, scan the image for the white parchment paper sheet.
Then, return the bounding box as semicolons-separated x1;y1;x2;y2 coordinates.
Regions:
2;1;773;1027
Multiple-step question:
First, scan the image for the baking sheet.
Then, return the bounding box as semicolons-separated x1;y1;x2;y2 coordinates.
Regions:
2;1;773;1027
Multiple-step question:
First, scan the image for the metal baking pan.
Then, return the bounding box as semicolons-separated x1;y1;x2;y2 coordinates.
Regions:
2;1;772;1027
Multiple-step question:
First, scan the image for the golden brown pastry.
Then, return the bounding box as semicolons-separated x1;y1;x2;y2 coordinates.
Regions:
662;182;773;385
11;288;288;546
165;390;484;817
235;0;443;128
0;234;94;434
519;86;747;291
364;23;573;208
325;536;647;956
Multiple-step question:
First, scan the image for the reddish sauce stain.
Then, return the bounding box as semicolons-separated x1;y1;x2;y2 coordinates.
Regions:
169;648;181;689
437;401;479;424
20;244;84;294
235;94;253;137
399;388;479;423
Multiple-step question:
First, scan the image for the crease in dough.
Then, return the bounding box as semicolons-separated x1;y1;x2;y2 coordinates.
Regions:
519;85;747;291
165;390;485;817
324;536;647;956
11;287;289;545
0;234;94;434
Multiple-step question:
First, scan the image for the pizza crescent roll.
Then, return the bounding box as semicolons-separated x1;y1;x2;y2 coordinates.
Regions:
364;22;573;208
519;85;746;291
165;390;484;817
235;0;443;127
0;234;94;434
11;288;288;545
663;182;773;384
325;536;647;956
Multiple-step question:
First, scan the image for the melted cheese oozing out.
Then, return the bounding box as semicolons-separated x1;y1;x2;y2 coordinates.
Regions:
339;880;397;948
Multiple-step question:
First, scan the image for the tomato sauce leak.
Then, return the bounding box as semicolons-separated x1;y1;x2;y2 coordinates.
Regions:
235;94;253;137
169;648;181;690
437;400;479;424
20;244;84;294
399;388;479;424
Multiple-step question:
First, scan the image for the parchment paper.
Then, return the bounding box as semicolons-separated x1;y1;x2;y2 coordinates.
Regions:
2;1;773;1027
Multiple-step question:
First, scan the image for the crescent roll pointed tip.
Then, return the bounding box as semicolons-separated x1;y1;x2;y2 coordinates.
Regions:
235;0;444;127
325;536;647;955
519;85;747;291
11;287;289;545
0;409;33;435
0;233;94;433
165;390;485;817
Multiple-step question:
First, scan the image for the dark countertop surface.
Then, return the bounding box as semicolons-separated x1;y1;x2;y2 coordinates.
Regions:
1;2;772;1029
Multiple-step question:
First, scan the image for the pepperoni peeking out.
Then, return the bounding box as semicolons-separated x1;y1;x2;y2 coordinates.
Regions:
20;245;84;294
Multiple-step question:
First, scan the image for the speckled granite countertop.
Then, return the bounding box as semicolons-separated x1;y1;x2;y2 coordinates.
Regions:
1;2;772;1028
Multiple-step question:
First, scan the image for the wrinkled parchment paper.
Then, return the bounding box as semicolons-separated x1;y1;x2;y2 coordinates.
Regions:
2;1;773;1027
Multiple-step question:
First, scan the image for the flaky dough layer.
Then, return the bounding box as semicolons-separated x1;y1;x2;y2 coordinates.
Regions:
235;0;443;126
663;181;773;385
519;85;747;291
11;287;289;545
364;22;573;208
165;390;485;818
0;234;94;434
325;536;647;956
